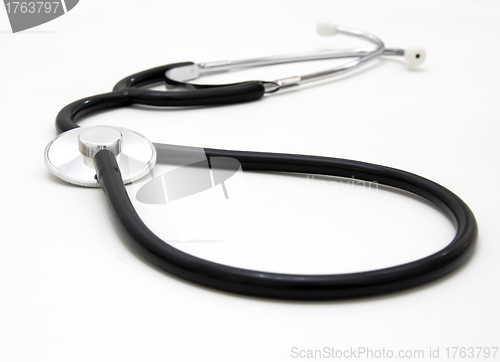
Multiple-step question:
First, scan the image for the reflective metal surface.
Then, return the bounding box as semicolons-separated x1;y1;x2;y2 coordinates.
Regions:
45;126;157;187
78;127;123;158
165;23;413;93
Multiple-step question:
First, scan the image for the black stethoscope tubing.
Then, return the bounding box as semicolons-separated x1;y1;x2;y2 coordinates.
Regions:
55;63;478;300
56;63;265;133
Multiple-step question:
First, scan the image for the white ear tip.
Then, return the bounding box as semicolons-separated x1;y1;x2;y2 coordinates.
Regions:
404;45;426;67
316;19;338;36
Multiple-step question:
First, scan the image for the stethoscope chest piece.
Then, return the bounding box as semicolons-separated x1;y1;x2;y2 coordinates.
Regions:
44;126;156;187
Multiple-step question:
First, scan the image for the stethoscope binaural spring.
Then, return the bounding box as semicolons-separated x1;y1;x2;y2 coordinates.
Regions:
44;21;476;300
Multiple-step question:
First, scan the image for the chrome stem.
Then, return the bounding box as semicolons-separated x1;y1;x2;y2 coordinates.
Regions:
165;25;406;93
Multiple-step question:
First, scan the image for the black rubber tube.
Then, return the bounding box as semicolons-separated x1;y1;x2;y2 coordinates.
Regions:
94;147;477;300
54;62;477;300
56;62;265;133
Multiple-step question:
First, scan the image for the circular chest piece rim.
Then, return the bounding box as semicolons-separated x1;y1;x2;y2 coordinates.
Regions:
44;126;157;187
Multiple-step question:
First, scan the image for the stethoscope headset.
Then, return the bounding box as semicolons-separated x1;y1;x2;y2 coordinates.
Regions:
45;20;477;300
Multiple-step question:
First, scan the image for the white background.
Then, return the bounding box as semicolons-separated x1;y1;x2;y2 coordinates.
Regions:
1;1;500;361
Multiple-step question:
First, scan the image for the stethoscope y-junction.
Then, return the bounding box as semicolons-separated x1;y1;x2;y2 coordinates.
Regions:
45;21;477;300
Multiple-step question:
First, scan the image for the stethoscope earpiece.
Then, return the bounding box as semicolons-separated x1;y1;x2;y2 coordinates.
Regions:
316;18;339;36
404;45;427;67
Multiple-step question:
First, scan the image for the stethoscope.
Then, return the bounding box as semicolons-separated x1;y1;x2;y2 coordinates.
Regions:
45;21;477;300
